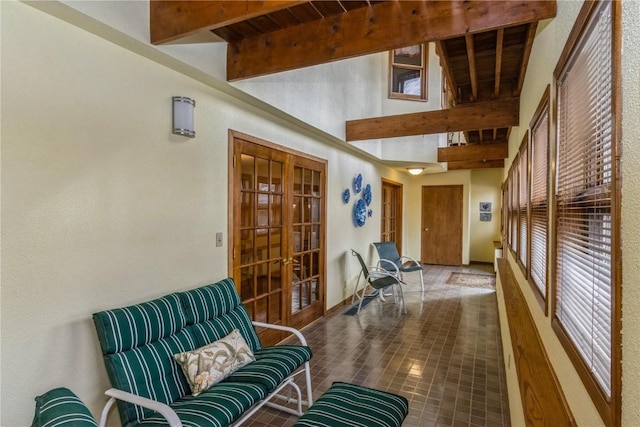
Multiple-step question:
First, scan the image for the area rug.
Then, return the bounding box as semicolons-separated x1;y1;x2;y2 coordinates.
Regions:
445;272;496;290
343;295;377;316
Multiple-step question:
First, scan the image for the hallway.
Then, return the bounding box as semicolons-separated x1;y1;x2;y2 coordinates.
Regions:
249;263;510;426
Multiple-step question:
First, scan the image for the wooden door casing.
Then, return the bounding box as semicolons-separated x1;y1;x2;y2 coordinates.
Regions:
421;185;463;265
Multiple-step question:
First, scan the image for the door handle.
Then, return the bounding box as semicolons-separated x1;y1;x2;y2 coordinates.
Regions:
282;258;294;265
424;228;429;232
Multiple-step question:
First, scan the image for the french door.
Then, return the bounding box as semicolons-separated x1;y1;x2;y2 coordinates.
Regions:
230;133;325;345
380;179;403;252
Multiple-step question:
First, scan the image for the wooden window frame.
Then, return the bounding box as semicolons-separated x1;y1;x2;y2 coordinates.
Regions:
516;133;529;277
389;44;428;101
528;85;551;313
551;1;622;425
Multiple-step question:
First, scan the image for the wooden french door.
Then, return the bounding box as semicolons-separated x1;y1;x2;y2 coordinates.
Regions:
231;133;325;345
421;185;463;265
380;179;403;252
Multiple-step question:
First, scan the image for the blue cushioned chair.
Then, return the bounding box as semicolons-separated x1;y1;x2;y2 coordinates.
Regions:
373;241;425;292
351;249;406;315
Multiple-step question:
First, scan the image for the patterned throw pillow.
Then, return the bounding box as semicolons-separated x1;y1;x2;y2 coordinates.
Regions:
174;329;255;396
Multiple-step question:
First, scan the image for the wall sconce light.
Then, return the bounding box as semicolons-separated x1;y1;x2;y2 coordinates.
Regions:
407;168;424;175
172;96;195;138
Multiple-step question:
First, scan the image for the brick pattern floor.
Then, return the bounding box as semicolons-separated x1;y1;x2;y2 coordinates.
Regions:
246;263;510;427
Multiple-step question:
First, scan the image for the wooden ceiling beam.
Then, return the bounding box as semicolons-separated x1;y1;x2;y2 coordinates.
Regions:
516;22;538;95
150;0;308;44
346;98;520;142
438;142;508;162
436;41;459;105
465;35;478;102
227;0;557;80
494;28;504;98
447;159;505;170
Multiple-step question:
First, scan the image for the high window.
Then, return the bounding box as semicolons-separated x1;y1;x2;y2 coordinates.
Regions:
389;44;427;101
553;1;621;424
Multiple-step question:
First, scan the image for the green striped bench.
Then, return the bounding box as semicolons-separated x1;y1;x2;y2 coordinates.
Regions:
92;277;313;427
294;382;409;427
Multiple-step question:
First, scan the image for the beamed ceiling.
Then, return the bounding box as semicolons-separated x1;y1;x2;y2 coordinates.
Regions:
150;0;557;170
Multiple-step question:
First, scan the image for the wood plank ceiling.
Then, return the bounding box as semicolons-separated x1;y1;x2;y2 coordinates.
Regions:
151;1;556;170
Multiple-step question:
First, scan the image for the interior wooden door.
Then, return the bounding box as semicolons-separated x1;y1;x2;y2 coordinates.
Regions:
421;185;463;265
231;134;325;345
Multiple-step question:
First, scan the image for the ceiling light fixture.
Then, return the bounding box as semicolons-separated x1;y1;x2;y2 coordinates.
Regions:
407;168;424;175
172;96;195;138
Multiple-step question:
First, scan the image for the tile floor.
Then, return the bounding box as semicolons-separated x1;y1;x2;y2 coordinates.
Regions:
247;263;510;427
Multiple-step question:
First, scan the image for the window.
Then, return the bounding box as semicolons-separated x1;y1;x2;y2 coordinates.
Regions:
529;87;550;308
517;135;529;274
389;44;427;101
508;156;519;253
553;1;620;424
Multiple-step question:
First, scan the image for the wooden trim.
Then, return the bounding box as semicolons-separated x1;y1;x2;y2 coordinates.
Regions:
227;1;557;80
324;295;352;317
516;132;529;279
527;85;551;315
381;178;404;257
346;98;519;141
388;44;428;101
497;259;576;426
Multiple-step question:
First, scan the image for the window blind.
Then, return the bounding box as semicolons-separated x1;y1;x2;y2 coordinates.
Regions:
530;100;549;299
510;158;519;252
555;0;613;398
518;140;528;269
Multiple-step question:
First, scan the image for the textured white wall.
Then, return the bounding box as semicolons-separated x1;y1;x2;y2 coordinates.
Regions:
0;2;407;425
621;1;640;425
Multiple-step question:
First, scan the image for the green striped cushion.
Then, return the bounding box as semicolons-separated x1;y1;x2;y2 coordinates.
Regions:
136;382;267;427
187;304;262;353
93;293;187;355
224;345;312;391
179;278;241;325
293;382;409;427
32;387;98;427
103;329;196;427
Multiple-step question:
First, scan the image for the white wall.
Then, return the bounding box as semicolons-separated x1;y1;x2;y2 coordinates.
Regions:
498;1;640;426
0;2;408;425
469;169;503;263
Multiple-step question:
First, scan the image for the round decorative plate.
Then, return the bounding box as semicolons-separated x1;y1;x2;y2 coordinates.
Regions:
342;188;350;204
353;199;367;227
353;173;363;194
363;184;372;206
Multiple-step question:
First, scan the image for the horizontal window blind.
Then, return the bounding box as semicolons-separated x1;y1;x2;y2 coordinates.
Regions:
530;102;549;298
555;0;612;398
510;158;519;252
518;141;528;269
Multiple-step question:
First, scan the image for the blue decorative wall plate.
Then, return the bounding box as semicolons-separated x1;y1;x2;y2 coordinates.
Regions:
353;173;363;194
353;199;367;227
342;188;350;204
363;184;372;206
